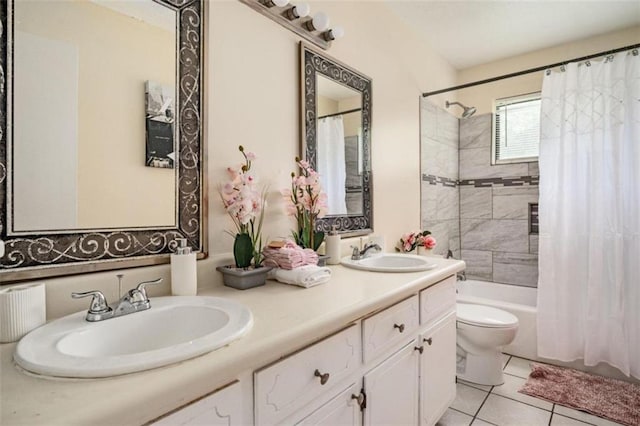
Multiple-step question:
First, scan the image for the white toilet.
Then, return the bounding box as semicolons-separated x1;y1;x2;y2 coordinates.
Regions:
456;303;519;386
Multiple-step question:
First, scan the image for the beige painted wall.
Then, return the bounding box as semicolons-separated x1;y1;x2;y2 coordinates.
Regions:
16;0;176;229
455;26;640;116
209;0;458;254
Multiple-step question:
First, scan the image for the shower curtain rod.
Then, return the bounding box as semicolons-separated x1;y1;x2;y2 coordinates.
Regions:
422;43;640;98
318;108;361;119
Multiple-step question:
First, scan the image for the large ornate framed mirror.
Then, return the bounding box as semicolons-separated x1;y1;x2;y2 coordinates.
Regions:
300;42;372;235
0;0;205;283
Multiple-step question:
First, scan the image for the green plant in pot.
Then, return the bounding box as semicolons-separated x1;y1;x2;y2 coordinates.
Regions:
283;158;327;252
217;146;269;289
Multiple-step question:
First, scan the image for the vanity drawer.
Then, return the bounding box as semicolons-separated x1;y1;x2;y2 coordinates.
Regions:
254;324;361;425
362;295;419;363
420;275;456;325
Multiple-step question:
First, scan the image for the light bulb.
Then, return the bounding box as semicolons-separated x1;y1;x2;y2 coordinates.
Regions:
285;2;310;20
311;12;330;31
325;26;344;41
293;3;310;18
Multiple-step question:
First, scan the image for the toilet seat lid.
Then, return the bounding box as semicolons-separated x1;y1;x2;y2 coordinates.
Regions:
456;303;518;328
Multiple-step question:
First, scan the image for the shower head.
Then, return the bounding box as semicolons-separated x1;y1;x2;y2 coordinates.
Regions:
445;101;476;118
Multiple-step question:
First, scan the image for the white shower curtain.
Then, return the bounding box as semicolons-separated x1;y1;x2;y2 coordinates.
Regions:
537;51;640;378
317;116;347;215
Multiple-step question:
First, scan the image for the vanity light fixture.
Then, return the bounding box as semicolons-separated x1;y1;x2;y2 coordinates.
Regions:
284;2;310;20
323;26;344;42
239;0;342;50
261;0;289;7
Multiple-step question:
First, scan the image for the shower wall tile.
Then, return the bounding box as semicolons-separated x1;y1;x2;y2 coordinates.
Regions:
421;137;458;179
492;186;539;219
528;161;540;177
437;107;460;148
461;219;529;253
459;113;492;149
460;187;492;219
420;99;438;140
461;249;493;281
491;220;529;253
529;235;539;254
460;219;492;251
420;183;438;223
493;252;539;287
437;186;459;221
459;147;529;180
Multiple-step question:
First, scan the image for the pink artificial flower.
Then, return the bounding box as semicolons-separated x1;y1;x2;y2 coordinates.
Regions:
245;151;256;161
422;235;436;249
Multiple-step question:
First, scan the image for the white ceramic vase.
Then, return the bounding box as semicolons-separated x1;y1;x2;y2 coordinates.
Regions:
417;246;433;257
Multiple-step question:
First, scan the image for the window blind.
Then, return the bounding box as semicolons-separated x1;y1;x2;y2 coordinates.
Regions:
494;93;541;163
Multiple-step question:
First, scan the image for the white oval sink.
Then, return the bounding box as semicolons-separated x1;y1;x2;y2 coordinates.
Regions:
341;254;437;273
15;296;253;378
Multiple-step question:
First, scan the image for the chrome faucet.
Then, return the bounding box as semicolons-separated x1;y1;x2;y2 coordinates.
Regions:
72;278;163;322
351;242;382;260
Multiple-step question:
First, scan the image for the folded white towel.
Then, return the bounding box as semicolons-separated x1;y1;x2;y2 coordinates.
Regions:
267;265;331;288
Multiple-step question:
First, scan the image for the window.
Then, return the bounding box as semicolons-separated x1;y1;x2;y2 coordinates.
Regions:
493;92;541;164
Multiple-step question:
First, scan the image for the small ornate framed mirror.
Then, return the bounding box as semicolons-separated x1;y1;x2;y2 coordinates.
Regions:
300;42;372;236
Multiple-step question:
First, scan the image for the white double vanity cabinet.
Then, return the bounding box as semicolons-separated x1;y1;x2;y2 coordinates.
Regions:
1;259;464;426
153;272;458;426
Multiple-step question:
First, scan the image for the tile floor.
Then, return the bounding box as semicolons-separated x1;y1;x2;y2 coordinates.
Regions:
436;354;625;426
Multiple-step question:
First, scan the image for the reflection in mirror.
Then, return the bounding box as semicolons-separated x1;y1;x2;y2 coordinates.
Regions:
316;75;363;216
13;0;177;231
0;0;205;283
301;43;372;235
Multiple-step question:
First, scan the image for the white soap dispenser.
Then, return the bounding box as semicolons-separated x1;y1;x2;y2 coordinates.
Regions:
171;238;197;296
326;225;341;265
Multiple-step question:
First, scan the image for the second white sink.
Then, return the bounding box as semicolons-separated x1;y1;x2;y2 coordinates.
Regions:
15;296;253;378
341;253;437;273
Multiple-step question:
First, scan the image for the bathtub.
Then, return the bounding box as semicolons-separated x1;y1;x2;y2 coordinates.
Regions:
456;279;538;360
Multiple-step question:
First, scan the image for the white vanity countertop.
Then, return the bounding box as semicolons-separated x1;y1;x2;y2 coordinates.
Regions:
0;258;464;426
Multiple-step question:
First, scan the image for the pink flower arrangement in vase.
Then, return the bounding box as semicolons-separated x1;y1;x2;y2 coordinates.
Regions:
396;230;436;254
219;145;267;268
283;158;328;251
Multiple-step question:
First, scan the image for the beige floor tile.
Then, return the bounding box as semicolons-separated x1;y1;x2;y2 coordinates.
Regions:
457;378;493;392
550;413;593;425
491;373;553;411
554;405;624;426
436;408;474;426
470;419;496;426
477;394;551;426
450;383;489;416
503;356;534;379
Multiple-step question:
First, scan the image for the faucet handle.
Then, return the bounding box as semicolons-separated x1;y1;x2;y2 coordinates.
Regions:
71;290;112;314
134;278;163;301
350;246;361;260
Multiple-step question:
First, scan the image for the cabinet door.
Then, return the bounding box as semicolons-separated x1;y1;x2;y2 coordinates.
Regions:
296;383;362;426
152;381;244;426
363;340;420;426
420;313;457;426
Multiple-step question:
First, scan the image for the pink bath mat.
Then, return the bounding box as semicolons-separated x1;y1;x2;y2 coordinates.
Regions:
519;363;640;426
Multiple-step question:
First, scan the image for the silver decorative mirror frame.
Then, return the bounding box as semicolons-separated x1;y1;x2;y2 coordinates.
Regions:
300;42;372;235
0;0;206;283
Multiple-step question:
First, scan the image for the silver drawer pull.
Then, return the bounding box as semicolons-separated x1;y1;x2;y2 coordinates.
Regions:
393;323;405;333
414;346;424;354
424;337;433;346
314;369;330;385
351;393;365;406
